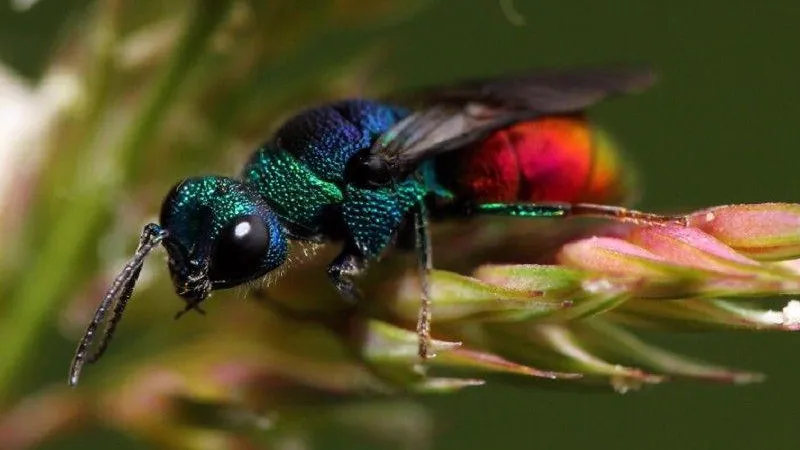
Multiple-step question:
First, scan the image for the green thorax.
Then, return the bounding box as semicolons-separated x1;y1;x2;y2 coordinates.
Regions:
242;145;343;232
242;144;426;258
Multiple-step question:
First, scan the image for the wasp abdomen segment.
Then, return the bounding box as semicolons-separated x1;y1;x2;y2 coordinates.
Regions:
433;116;632;206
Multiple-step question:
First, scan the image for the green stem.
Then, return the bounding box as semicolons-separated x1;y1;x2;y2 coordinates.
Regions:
0;0;233;403
120;0;234;181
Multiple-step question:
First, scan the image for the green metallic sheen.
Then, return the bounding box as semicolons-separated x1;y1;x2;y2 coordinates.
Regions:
243;137;427;260
342;179;426;258
243;143;344;232
159;176;287;272
475;203;569;218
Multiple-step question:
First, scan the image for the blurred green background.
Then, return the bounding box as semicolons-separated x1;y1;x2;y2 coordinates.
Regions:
2;1;799;449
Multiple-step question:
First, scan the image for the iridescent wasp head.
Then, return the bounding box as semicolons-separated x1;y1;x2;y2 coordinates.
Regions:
159;176;288;305
69;176;287;386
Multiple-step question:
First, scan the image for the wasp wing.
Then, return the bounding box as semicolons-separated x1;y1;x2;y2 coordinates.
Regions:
365;67;656;180
403;67;656;111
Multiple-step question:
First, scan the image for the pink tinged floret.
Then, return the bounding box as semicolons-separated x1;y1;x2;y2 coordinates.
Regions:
625;225;762;276
557;236;675;278
686;203;800;260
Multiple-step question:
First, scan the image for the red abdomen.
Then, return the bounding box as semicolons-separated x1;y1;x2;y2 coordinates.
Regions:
434;116;633;205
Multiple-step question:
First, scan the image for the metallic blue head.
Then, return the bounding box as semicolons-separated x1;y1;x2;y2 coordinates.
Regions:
159;176;288;302
69;176;288;387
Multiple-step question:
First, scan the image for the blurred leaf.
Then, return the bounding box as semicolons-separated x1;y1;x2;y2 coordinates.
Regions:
0;0;91;80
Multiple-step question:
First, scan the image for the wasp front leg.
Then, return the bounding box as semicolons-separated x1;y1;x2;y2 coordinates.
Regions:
327;243;368;304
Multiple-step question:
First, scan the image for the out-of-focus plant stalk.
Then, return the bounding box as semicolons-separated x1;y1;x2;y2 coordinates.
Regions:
0;0;124;404
0;0;235;403
119;0;234;181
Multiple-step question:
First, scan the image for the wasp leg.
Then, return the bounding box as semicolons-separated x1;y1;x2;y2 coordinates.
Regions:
173;300;207;320
414;202;433;361
327;245;367;304
472;202;686;226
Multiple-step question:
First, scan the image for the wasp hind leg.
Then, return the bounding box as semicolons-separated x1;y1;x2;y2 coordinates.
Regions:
473;202;685;226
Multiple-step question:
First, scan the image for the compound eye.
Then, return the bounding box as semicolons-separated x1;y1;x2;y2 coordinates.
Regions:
208;215;271;284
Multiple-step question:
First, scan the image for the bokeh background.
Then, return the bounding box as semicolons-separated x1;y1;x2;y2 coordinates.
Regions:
1;1;799;449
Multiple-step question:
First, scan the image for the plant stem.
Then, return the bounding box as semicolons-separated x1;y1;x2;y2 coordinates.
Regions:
0;0;234;403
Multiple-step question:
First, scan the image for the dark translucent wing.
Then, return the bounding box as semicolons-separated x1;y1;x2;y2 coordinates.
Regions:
365;67;656;180
406;67;656;112
373;104;527;163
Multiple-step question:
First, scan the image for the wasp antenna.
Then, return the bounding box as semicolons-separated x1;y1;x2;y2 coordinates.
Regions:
85;265;141;365
68;223;167;387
